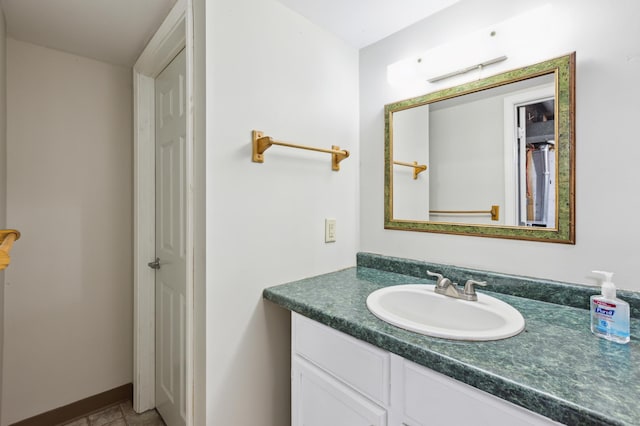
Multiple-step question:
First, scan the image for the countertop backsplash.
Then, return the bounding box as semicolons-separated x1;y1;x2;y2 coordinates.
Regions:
357;252;640;320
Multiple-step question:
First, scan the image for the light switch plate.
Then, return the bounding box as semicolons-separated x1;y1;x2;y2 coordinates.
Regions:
325;218;336;243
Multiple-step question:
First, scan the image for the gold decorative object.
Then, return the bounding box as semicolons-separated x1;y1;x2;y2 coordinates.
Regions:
393;161;428;179
0;229;20;270
429;205;500;222
252;130;349;171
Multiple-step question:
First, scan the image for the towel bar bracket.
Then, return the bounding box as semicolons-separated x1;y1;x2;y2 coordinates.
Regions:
0;229;20;271
252;130;269;163
393;160;428;179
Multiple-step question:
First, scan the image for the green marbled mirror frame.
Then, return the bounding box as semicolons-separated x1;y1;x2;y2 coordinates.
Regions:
384;53;575;243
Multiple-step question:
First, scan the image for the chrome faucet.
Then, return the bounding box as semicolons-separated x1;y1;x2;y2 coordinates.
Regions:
427;271;487;301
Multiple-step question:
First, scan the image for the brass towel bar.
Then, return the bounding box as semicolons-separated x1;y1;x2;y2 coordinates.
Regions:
393;160;427;179
0;229;20;270
429;205;500;221
252;130;349;171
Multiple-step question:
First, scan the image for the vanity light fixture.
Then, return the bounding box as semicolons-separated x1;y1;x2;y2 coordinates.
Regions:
387;4;553;87
426;55;508;83
387;27;506;86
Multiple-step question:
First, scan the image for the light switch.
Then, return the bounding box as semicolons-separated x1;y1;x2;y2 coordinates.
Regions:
325;218;336;243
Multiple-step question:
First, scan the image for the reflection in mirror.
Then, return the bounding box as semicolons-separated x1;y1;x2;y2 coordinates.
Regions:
393;74;555;226
385;54;575;243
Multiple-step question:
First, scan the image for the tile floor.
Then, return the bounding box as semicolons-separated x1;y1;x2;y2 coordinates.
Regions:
60;400;166;426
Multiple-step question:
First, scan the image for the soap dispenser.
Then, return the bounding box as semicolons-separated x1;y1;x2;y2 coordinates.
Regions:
590;271;630;344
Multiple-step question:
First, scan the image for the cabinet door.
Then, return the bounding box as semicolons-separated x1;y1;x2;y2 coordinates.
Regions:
397;357;560;426
293;357;387;426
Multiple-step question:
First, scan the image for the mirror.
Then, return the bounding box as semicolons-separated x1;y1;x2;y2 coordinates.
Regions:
385;53;575;243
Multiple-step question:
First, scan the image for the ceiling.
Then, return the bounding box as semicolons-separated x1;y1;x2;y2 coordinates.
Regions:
276;0;460;48
0;0;177;67
0;0;459;67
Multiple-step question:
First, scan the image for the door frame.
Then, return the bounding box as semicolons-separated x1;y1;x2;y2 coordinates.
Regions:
502;83;555;226
133;0;194;421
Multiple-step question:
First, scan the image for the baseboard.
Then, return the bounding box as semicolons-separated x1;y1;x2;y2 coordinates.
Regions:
10;383;133;426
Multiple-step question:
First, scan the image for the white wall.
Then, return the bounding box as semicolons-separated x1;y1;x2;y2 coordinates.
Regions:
392;106;429;220
2;39;133;424
360;0;640;290
429;95;504;225
205;0;359;423
0;5;6;417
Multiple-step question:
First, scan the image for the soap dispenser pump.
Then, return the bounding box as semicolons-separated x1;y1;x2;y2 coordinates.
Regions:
590;271;630;344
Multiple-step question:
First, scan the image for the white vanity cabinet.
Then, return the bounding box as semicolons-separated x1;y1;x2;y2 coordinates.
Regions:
292;313;390;425
292;313;559;426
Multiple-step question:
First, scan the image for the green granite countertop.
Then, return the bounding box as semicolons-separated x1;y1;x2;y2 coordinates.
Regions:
263;266;640;426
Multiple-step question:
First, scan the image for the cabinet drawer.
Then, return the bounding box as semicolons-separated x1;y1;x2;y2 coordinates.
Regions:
399;357;560;426
292;313;390;405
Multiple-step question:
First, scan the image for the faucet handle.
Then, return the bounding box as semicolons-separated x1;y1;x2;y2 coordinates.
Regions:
426;270;444;283
463;279;487;300
426;270;443;279
427;270;454;290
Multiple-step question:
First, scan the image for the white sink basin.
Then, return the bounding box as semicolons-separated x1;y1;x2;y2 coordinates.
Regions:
366;284;525;341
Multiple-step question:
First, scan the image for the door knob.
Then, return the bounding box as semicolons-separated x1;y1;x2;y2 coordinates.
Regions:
148;257;161;270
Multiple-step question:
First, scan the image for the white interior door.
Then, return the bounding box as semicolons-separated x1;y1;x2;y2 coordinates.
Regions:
154;48;187;426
